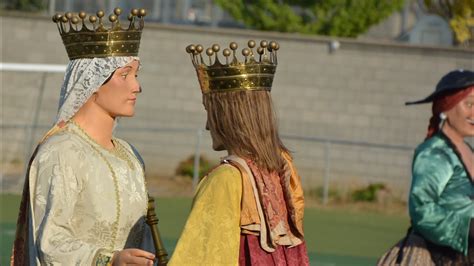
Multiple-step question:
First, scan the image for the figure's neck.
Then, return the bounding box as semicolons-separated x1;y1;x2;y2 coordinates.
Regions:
442;123;464;147
227;149;252;161
72;105;115;150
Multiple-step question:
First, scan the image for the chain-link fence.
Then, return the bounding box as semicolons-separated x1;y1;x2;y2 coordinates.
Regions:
1;63;418;204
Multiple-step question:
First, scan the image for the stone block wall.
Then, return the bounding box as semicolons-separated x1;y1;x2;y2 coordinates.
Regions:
2;14;473;195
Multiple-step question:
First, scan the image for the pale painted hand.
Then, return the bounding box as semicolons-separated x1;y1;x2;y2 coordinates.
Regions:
112;248;155;265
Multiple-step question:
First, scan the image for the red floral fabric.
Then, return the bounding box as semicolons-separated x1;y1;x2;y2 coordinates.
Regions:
239;234;310;266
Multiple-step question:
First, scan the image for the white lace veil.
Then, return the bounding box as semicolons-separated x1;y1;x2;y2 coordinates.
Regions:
56;56;139;124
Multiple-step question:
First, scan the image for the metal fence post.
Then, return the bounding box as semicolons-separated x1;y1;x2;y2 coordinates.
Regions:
24;73;47;173
192;129;203;191
181;0;191;21
161;0;171;24
108;0;117;13
65;0;72;12
211;3;223;28
322;141;331;205
151;0;162;20
48;0;56;15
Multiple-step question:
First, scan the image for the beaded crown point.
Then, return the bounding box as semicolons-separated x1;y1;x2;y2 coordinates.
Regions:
185;40;279;94
52;7;146;60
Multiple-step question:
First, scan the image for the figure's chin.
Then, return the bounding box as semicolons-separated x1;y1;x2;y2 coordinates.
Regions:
114;110;135;118
212;144;226;151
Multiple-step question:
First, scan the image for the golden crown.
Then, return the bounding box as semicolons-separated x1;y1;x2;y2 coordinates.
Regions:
52;8;146;60
185;40;279;94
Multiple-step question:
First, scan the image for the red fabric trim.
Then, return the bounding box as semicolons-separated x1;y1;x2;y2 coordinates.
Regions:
11;145;41;266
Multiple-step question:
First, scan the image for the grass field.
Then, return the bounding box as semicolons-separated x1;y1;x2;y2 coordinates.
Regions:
0;194;409;265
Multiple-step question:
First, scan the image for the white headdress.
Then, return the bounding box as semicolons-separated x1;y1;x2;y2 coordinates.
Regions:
56;56;138;124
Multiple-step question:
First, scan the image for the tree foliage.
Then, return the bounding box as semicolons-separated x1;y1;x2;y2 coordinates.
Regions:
420;0;474;46
214;0;405;37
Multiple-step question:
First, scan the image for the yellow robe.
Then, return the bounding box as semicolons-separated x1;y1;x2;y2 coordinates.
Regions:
169;164;242;266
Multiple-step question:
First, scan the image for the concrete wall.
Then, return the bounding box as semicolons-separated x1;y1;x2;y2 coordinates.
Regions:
2;13;473;194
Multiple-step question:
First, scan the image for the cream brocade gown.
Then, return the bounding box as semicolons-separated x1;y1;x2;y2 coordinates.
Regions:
28;123;153;265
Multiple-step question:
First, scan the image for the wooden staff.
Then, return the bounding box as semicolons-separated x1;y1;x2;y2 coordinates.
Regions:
146;195;169;266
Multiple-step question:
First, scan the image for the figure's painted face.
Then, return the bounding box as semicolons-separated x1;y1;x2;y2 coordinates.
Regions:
445;90;474;138
95;60;141;118
205;112;226;151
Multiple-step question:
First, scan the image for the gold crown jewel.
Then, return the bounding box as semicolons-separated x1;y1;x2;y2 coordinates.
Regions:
52;8;146;60
185;40;280;94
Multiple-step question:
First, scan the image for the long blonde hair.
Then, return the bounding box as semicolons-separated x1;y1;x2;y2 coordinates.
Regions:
203;90;289;172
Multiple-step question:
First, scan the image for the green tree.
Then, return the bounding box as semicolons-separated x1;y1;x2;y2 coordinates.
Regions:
214;0;405;37
420;0;474;46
